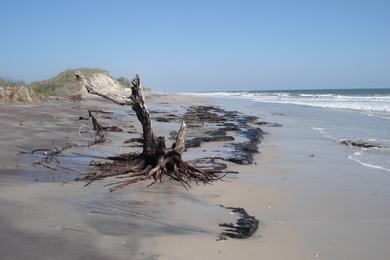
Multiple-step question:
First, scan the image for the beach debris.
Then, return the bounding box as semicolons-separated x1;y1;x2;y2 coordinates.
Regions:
151;112;180;122
26;141;75;170
78;109;110;145
124;137;143;144
255;121;282;127
75;72;231;191
184;137;203;148
185;135;235;148
339;139;383;148
226;128;264;165
240;115;258;123
103;125;123;132
90;112;106;144
179;105;265;165
218;206;259;240
271;112;287;116
188;157;238;175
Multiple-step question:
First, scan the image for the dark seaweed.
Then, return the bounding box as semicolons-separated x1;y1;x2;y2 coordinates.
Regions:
219;206;259;240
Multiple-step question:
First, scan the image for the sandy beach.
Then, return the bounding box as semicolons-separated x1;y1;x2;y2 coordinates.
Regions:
2;0;389;259
1;91;390;260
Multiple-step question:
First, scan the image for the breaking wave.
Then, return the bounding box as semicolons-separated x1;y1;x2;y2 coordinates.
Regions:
183;89;390;118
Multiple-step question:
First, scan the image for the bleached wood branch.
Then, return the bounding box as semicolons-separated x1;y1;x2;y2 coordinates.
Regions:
174;120;186;153
74;71;131;106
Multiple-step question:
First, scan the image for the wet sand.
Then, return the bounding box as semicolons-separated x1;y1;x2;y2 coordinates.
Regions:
0;93;241;260
149;97;390;260
1;93;390;260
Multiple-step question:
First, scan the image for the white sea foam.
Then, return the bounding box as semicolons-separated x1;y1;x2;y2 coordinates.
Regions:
348;154;390;173
347;145;390;173
311;127;338;140
311;127;325;131
182;90;390;173
183;91;390;116
310;127;390;173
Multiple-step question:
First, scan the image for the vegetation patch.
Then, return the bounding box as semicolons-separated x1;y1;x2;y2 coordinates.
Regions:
28;68;106;96
0;76;41;102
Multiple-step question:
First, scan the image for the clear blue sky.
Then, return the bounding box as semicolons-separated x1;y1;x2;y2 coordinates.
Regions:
1;0;389;91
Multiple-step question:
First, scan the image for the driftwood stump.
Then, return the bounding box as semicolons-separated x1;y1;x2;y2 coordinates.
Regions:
75;72;226;191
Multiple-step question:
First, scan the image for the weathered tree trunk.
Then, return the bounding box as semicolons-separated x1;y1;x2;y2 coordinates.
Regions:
129;75;159;160
75;72;224;191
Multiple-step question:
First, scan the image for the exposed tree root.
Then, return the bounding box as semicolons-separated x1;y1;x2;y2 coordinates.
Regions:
75;72;229;191
78;150;230;192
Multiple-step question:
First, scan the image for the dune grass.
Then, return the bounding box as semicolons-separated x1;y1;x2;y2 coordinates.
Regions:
0;76;25;88
1;68;137;101
0;76;38;102
28;68;106;96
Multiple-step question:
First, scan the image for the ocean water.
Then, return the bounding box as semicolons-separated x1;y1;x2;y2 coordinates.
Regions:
185;88;390;120
183;88;390;172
